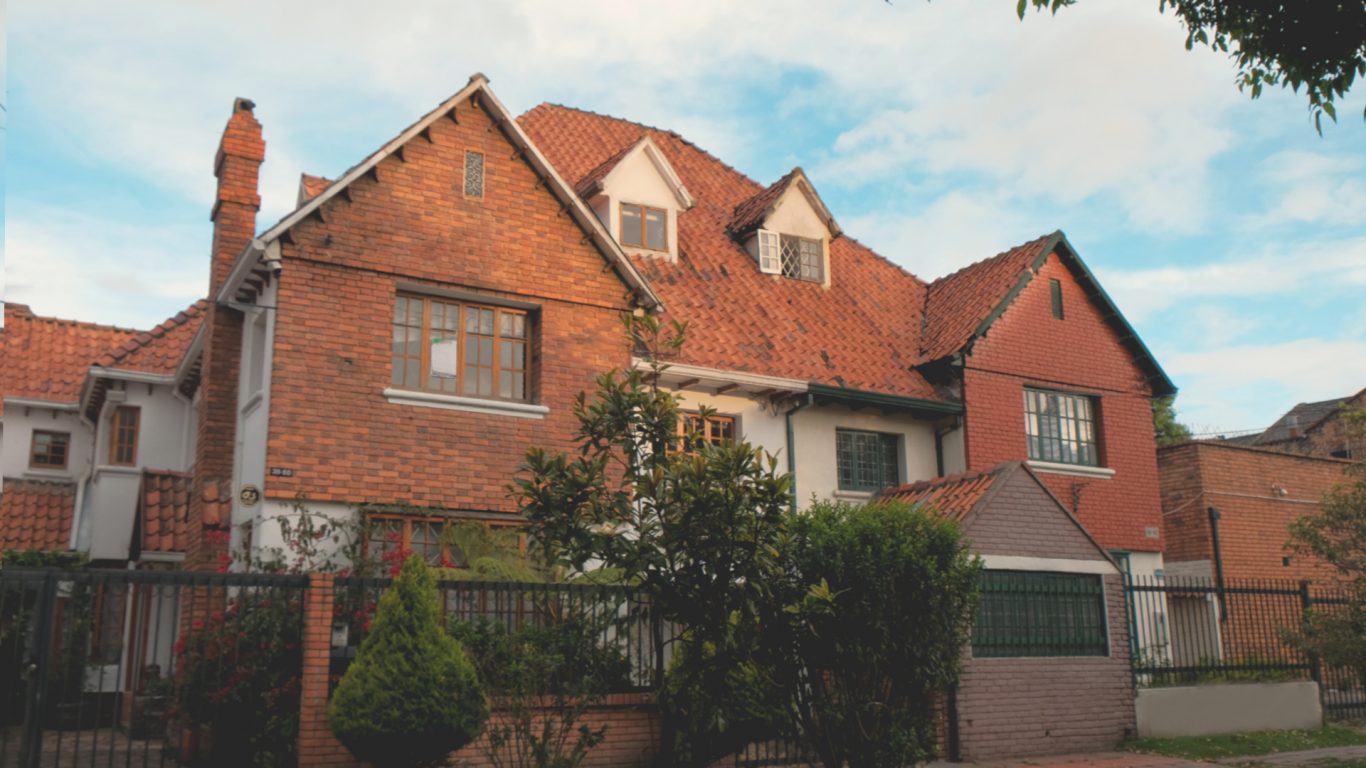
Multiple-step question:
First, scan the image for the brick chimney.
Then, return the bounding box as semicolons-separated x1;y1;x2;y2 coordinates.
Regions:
188;98;264;570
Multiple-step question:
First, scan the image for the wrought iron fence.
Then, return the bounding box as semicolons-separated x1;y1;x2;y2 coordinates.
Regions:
1124;575;1362;721
333;576;675;692
0;567;309;768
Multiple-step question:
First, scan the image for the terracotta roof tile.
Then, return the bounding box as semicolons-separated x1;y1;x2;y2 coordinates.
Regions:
727;168;800;237
519;104;938;399
139;469;191;554
575;140;640;197
920;235;1053;362
878;463;1014;522
96;300;207;376
0;478;76;552
297;173;333;206
1;303;142;413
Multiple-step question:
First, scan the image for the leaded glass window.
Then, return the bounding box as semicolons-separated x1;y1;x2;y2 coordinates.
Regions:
836;429;899;492
779;234;823;282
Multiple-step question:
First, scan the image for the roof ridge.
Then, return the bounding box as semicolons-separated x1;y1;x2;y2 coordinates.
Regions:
12;310;143;336
928;232;1055;288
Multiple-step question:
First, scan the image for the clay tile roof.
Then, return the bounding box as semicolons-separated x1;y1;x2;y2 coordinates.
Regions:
920;234;1054;362
200;481;231;529
1;303;142;413
0;478;77;551
519;104;939;400
96;300;208;376
575;140;640;198
297;173;333;206
139;470;192;554
878;463;1014;523
728;168;801;237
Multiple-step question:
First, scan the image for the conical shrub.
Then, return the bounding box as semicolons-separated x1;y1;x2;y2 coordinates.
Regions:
328;555;489;767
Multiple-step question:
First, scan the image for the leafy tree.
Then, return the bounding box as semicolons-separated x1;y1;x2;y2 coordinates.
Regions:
329;555;489;767
1014;0;1366;130
1287;405;1366;689
770;500;981;768
1153;395;1193;447
513;315;793;767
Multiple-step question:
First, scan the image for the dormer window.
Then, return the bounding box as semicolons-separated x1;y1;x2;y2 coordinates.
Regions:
756;230;824;282
621;203;667;252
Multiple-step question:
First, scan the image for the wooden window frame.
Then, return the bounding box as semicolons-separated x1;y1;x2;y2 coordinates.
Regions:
1024;388;1099;467
619;202;668;252
364;513;525;569
835;429;899;493
671;412;736;453
392;293;532;403
109;406;141;466
29;430;71;470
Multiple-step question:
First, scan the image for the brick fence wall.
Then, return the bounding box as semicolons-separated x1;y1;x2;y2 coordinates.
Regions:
297;574;660;768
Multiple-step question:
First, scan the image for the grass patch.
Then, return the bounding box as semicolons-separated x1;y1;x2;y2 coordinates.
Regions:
1122;726;1366;760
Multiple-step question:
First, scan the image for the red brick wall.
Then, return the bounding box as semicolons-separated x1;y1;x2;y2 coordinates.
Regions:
956;574;1134;760
963;252;1164;553
263;98;634;511
1158;441;1353;583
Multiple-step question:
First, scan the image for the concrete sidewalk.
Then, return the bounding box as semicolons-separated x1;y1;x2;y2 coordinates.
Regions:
1218;744;1366;766
932;745;1366;768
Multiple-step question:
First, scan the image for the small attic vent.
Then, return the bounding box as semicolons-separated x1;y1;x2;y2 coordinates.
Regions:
464;151;485;198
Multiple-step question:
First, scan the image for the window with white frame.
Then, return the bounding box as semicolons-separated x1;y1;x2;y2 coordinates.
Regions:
756;230;824;282
1024;388;1099;466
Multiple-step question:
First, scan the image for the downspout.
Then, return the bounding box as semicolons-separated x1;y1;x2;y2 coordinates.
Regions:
934;416;962;478
71;397;106;551
1207;506;1227;621
784;394;814;513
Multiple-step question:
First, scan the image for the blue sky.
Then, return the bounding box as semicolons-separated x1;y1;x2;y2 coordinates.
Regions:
2;1;1364;434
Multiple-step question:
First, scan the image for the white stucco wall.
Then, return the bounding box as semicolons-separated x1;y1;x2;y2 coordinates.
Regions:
743;185;832;287
0;405;92;482
233;288;276;531
247;498;358;570
940;423;967;476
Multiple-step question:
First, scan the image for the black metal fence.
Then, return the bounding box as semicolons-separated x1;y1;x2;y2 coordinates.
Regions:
1124;575;1363;721
333;576;675;692
1;567;309;768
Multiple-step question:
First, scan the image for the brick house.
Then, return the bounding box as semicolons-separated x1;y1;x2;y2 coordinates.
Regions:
1;74;1181;759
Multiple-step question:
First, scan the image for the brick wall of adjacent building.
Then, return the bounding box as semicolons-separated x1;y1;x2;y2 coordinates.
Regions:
963;252;1164;554
956;574;1134;760
262;96;636;512
1159;441;1354;583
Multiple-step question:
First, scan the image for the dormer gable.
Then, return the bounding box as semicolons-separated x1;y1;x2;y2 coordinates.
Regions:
577;135;693;262
730;168;841;287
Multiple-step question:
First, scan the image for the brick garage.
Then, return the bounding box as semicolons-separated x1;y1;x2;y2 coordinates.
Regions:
1159;440;1354;584
884;462;1135;760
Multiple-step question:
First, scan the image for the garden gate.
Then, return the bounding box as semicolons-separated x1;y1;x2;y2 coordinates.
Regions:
0;567;309;768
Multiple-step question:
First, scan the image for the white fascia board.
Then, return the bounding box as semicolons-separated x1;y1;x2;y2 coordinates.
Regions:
631;359;808;394
174;322;207;384
603;136;695;210
4;396;80;411
215;239;267;305
87;367;177;386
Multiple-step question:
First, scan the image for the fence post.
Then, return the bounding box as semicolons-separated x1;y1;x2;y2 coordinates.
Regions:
299;573;347;767
1298;581;1323;688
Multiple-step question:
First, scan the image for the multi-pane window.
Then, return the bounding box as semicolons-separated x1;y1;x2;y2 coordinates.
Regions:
972;570;1108;657
110;407;140;466
835;429;899;492
392;295;530;402
367;514;464;568
29;431;70;470
673;412;736;452
1024;388;1098;466
779;234;823;282
464;151;485;198
620;203;667;251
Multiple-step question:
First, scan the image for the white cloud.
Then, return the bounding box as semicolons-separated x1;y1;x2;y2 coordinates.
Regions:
1165;339;1366;432
1256;150;1366;228
1099;235;1366;322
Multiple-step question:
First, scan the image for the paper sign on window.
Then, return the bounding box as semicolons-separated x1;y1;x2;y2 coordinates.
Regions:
430;338;458;378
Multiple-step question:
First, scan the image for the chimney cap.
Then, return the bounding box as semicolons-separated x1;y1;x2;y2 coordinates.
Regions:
234;97;257;114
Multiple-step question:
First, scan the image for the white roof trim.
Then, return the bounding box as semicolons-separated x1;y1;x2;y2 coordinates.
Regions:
783;170;842;239
87;366;177;386
595;135;696;210
218;74;662;310
4;396;80;411
631;358;807;394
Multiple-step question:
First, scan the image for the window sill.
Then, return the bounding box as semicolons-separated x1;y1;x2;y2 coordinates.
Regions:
95;465;142;478
382;388;549;420
1026;460;1115;479
832;489;876;501
24;468;73;479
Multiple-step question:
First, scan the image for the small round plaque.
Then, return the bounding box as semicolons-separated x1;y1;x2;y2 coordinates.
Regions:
239;484;261;507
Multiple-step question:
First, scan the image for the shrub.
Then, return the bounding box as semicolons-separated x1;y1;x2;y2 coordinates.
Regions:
329;555;488;768
772;500;981;768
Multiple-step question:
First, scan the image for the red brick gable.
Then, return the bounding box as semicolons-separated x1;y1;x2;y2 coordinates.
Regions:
1;303;141;413
0;478;76;552
520;104;939;400
921;235;1050;362
261;94;639;511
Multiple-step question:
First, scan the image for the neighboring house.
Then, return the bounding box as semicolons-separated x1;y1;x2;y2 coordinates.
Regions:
882;462;1131;759
1222;389;1366;460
